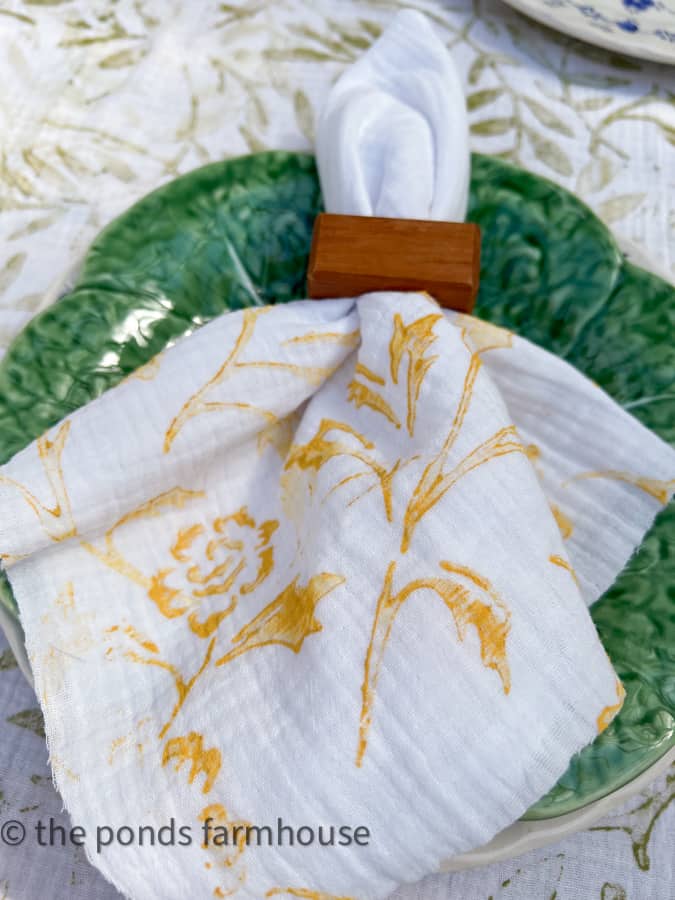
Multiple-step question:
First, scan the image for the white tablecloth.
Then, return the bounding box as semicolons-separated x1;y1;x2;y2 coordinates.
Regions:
0;2;673;898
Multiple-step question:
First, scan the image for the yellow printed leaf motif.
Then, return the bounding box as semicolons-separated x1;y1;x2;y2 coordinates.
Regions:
389;312;442;436
550;503;574;540
282;330;359;348
164;310;340;453
597;680;626;733
401;339;525;552
286;418;399;521
107;623;159;655
216;573;345;667
549;554;579;586
569;470;675;505
105;625;215;739
454;313;513;355
357;560;510;767
0;420;76;545
164;309;260;453
355;362;385;386
347;378;401;429
257;411;301;459
163;732;221;794
402;423;524;553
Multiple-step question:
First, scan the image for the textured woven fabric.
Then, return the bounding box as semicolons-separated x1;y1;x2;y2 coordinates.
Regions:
0;3;674;900
316;11;469;220
2;285;673;896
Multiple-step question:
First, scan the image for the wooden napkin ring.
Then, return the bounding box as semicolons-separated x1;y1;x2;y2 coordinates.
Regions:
307;213;481;312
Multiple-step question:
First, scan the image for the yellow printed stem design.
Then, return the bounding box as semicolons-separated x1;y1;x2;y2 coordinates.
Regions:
402;419;524;553
397;316;518;551
597;680;626;733
357;560;511;767
106;625;216;740
550;504;574;540
216;573;345;667
389;312;442;437
549;554;579;586
0;420;76;545
257;412;301;459
355;362;385;386
568;470;675;505
164;310;340;453
347;378;401;429
163;732;221;794
123;352;164;382
282;330;359;348
266;890;355;900
285;418;400;522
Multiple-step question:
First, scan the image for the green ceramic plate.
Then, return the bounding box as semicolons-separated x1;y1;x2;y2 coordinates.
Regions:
0;152;673;820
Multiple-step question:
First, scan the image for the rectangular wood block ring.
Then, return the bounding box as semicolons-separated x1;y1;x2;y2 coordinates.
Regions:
307;213;481;312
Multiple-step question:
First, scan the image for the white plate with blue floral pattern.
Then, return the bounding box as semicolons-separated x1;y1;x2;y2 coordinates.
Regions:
501;0;675;63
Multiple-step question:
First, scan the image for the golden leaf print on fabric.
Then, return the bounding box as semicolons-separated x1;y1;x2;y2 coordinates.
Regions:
257;411;301;459
347;378;401;429
285;418;401;522
524;445;575;539
454;313;513;355
163;732;221;794
216;573;345;667
389;312;442;436
355;362;385;386
597;680;626;734
357;560;511;767
550;503;574;540
568;470;675;505
105;623;216;740
0;420;76;547
164;310;340;453
282;330;359;348
401;346;523;552
549;554;579;586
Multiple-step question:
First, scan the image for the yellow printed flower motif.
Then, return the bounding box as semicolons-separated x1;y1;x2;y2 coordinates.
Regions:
87;492;280;739
153;508;279;638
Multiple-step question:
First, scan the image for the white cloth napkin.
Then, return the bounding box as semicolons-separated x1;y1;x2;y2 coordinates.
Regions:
316;9;469;221
1;11;674;900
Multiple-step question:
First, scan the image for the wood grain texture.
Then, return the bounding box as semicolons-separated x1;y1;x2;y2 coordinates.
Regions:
307;213;481;311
